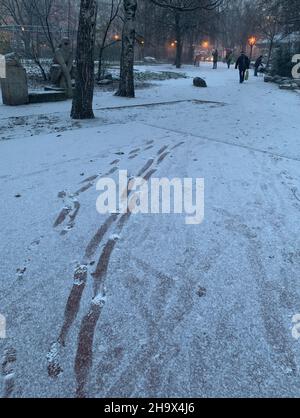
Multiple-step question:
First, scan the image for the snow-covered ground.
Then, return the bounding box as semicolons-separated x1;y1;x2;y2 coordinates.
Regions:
1;63;300;398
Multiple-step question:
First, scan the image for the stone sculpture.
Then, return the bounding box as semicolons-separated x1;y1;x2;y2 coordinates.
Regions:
50;38;74;98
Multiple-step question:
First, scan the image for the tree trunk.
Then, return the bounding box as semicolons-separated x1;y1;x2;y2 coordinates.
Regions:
97;25;110;81
35;58;48;81
175;12;182;69
22;33;32;59
187;34;195;65
115;0;137;98
266;37;274;70
71;0;98;120
97;47;105;81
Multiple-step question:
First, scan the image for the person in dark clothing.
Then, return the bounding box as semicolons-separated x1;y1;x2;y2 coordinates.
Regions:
212;49;218;69
235;51;250;83
226;50;233;69
254;55;263;76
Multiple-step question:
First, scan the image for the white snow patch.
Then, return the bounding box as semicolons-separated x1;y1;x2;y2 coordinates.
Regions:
92;293;107;307
110;234;120;241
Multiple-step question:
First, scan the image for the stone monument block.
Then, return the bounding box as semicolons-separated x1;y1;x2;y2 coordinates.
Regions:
0;53;29;106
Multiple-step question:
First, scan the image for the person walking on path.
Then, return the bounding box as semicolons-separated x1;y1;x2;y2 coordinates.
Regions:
226;50;233;69
212;49;218;69
254;55;263;76
235;51;250;83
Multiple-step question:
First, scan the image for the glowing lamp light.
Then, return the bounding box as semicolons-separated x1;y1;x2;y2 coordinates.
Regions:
248;36;257;47
202;41;209;49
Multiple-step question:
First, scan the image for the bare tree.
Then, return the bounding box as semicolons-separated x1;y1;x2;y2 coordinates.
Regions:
71;0;98;119
255;0;285;68
96;0;121;81
115;0;137;98
278;0;300;30
217;0;255;51
150;0;224;68
0;0;75;80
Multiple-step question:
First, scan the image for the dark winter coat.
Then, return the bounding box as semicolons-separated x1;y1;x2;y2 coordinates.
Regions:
255;56;263;69
235;54;250;71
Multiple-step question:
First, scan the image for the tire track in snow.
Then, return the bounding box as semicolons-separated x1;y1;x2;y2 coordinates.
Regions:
47;157;156;384
53;156;155;346
110;159;120;166
72;146;176;397
53;206;72;228
84;214;119;260
73;166;160;397
58;265;89;347
143;169;157;182
72;140;186;396
81;175;99;184
137;159;154;177
91;238;119;297
75;296;105;398
157;152;170;164
130;148;141;155
74;183;94;196
47;140;186;396
157;145;168;156
52;139;174;235
171;141;185;150
53;161;120;235
47;265;88;378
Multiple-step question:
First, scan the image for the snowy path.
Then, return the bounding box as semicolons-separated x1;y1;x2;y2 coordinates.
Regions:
1;63;300;398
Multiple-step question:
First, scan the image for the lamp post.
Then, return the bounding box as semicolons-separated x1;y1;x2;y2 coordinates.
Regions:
201;41;210;62
248;36;257;61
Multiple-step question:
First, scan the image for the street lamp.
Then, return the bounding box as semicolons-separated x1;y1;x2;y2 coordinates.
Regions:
248;36;257;61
